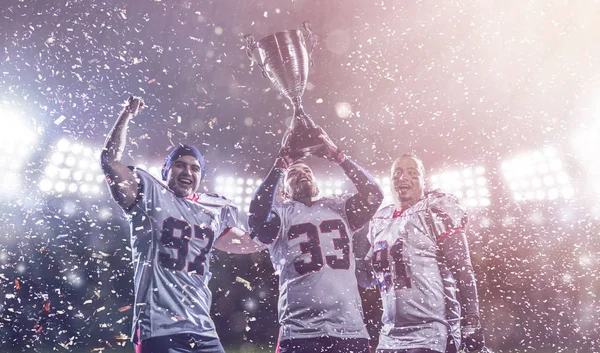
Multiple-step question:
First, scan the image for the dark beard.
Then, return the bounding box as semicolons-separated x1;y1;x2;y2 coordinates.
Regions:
293;182;319;199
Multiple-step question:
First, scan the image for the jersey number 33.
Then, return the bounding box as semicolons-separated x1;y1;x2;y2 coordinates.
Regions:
288;219;351;275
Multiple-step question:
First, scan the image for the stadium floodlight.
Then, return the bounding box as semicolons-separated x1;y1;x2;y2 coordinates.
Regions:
319;178;346;197
0;107;39;198
213;175;349;212
38;138;104;196
136;164;163;181
429;165;490;208
214;175;261;213
374;176;393;206
501;146;572;202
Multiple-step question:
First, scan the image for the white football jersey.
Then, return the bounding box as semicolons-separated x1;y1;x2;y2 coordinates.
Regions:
127;169;239;342
259;196;370;341
368;191;465;352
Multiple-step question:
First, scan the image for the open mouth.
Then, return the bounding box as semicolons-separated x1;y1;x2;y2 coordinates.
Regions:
178;178;193;186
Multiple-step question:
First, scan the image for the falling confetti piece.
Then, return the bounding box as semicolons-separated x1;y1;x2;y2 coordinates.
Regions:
114;333;130;341
54;115;66;125
235;276;253;291
117;305;132;312
208;117;217;129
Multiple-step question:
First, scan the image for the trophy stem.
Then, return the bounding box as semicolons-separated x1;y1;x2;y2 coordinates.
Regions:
290;97;317;129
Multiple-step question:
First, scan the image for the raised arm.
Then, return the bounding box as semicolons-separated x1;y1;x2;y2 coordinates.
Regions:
248;132;301;244
439;231;485;352
100;96;144;210
247;159;286;244
314;128;384;230
340;158;384;230
354;225;377;288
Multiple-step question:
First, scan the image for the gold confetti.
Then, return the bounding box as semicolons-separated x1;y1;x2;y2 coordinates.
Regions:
114;333;130;341
235;276;253;291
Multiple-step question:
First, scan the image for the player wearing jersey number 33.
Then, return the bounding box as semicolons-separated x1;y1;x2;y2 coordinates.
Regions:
248;127;384;353
100;96;264;353
356;153;488;353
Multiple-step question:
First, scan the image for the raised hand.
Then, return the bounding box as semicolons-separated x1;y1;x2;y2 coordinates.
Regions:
315;127;345;164
124;96;145;117
460;325;486;352
276;129;303;169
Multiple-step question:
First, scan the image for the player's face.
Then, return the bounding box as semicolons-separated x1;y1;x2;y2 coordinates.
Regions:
391;156;425;209
285;162;319;200
167;155;202;198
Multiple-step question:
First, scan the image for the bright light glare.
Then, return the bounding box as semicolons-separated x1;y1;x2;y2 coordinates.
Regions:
501;146;571;202
39;138;105;196
213;175;348;213
334;102;353;119
375;176;394;206
0;107;39;198
429;165;489;208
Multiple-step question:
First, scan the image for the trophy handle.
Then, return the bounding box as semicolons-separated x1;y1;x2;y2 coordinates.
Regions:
244;34;269;79
302;21;317;67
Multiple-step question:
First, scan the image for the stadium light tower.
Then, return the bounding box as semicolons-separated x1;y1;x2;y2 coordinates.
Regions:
374;176;393;206
501;146;573;202
0;106;39;198
429;165;491;208
213;176;258;214
213;174;348;214
38;138;105;196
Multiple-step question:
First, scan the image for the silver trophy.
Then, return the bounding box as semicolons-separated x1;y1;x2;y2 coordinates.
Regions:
245;21;323;158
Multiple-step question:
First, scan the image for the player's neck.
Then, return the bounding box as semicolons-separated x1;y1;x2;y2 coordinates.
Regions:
294;195;313;206
395;193;424;212
395;200;415;212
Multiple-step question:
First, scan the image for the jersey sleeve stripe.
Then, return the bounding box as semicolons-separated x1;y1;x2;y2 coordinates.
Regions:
436;227;465;243
218;226;233;239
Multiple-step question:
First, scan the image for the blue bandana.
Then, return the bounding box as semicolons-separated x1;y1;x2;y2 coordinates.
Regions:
161;144;206;181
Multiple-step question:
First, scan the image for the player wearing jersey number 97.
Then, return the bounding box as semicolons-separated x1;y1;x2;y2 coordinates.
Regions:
356;153;489;353
248;127;384;353
100;96;264;353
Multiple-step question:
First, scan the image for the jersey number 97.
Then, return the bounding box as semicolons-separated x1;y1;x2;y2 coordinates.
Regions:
159;217;215;275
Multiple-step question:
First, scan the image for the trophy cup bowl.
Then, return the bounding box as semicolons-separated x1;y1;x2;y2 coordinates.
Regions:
245;21;324;158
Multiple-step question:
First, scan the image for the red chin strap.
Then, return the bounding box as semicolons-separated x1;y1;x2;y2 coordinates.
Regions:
186;193;199;202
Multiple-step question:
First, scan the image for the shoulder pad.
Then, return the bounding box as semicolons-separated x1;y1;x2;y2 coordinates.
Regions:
427;189;449;199
427;190;462;204
204;192;229;200
198;193;232;206
370;204;395;220
426;191;468;229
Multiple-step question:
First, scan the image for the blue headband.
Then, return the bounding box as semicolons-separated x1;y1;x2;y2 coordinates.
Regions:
161;144;206;181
